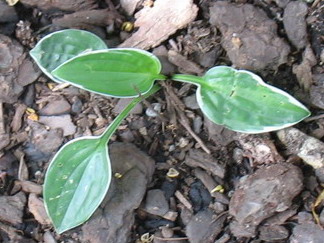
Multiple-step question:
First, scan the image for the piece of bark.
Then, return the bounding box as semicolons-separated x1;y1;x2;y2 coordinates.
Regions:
290;222;324;243
283;1;308;49
19;0;98;11
186;209;226;243
0;222;36;243
277;127;324;169
209;2;290;71
15;180;42;195
204;118;237;146
185;149;225;178
229;163;303;238
144;189;169;217
52;9;118;29
25;121;64;162
175;191;193;211
39;97;71;116
193;168;217;193
120;0;198;50
11;103;27;132
292;45;317;91
259;225;289;242
0;34;40;104
16;58;40;87
0;152;18;178
310;74;324;109
168;50;204;75
0;134;10;151
28;193;51;225
38;114;76;136
263;207;298;226
0;192;26;225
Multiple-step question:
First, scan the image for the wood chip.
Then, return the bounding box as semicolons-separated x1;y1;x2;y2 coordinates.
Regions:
19;0;98;11
18;153;29;181
194;168;217;193
53;9;118;29
16;180;42;195
175;190;192;211
168;50;204;75
11;103;27;132
120;0;198;49
185;149;226;178
0;192;26;225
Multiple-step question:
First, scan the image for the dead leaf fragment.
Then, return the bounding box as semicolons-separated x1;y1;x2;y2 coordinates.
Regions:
120;0;198;49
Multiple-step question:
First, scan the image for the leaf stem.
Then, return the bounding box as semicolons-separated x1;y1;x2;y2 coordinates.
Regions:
171;74;204;86
100;84;161;143
156;74;167;80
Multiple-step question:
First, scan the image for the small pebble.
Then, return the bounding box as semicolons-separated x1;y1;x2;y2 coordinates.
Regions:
146;103;162;117
169;144;176;152
178;137;189;148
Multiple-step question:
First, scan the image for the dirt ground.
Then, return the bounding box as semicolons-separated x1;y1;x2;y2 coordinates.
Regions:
0;0;324;242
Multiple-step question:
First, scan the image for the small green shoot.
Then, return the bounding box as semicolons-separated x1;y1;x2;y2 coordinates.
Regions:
30;29;310;234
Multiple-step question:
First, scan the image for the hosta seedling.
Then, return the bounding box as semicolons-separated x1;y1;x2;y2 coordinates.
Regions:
30;29;310;234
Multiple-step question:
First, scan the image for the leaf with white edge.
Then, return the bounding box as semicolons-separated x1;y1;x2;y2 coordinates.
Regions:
172;66;310;133
52;48;166;97
43;85;160;233
44;137;110;233
30;29;107;83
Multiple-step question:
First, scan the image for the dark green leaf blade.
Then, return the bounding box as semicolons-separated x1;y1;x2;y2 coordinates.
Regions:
172;66;310;133
43;137;110;233
30;29;108;83
52;49;166;97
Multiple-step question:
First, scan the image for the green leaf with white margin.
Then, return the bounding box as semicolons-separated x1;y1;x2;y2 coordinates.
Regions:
172;66;310;133
43;85;160;233
30;29;107;83
52;48;166;97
